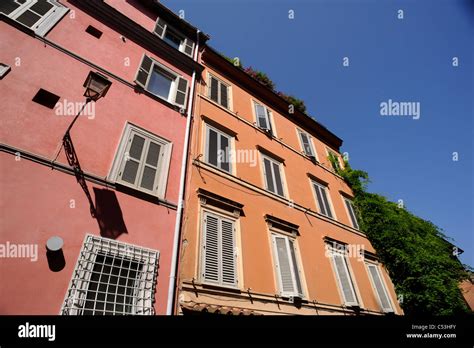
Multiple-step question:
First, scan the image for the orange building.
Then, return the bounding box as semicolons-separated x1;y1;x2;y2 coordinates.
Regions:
175;47;403;315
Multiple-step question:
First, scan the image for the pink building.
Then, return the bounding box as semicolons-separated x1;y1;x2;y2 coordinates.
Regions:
0;0;206;315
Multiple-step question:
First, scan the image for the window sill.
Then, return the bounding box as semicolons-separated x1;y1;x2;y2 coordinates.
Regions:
200;282;242;294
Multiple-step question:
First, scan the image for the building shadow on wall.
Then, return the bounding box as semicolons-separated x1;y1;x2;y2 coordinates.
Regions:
93;188;128;240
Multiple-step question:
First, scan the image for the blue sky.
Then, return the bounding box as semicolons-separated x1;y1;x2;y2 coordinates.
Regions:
163;0;473;266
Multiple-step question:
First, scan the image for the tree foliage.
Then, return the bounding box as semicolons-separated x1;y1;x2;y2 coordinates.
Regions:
328;153;469;315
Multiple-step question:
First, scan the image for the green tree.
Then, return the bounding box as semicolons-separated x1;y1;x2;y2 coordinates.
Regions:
327;153;469;315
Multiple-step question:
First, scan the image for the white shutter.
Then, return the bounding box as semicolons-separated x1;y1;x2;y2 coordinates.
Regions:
174;77;188;108
202;213;237;286
202;214;219;283
135;54;153;89
299;131;314;156
183;38;195;57
332;252;358;305
273;235;295;295
154;17;166;38
221;219;237;286
367;264;393;312
345;199;359;229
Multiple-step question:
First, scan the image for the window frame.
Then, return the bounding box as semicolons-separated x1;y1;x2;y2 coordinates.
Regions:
108;122;172;198
365;261;395;313
327;244;360;307
207;73;231;110
153;17;194;57
199;209;239;288
60;234;160;315
4;0;69;36
252;100;276;136
270;232;305;298
343;196;359;229
204;123;234;174
261;153;286;198
326;147;343;170
297;128;317;159
311;180;336;220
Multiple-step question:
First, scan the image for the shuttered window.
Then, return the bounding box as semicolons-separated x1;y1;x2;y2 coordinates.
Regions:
135;54;188;108
153;17;195;57
1;0;69;36
254;102;273;134
112;124;171;197
271;234;303;297
262;155;285;197
298;129;316;158
201;212;237;287
205;125;232;173
327;148;342;171
367;263;393;312
330;249;359;306
344;198;359;229
312;181;334;218
208;75;230;109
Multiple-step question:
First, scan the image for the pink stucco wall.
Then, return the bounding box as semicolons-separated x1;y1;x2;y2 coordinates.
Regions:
0;1;191;314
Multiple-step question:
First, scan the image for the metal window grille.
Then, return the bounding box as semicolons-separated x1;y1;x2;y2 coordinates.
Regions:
61;235;159;315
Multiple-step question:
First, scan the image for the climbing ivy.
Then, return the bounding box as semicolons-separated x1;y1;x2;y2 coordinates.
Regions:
327;153;470;315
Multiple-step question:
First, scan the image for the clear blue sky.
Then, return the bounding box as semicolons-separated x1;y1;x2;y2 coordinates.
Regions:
163;0;473;266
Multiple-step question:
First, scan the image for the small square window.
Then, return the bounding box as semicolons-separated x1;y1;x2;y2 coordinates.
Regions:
85;25;103;39
32;88;60;109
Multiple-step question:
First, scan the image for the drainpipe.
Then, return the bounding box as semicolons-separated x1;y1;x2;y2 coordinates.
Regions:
166;31;200;315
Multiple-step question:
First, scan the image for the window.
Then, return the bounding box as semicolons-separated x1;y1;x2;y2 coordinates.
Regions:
205;125;232;173
297;129;316;159
208;74;230;109
0;63;11;79
153;17;195;57
110;123;172;198
366;263;393;312
327;148;342;171
312;181;334;218
254;101;273;135
32;88;60;109
262;155;285;197
343;197;359;229
201;212;238;287
135;54;189;108
271;233;303;298
85;25;103;39
1;0;68;36
328;245;359;306
61;234;159;315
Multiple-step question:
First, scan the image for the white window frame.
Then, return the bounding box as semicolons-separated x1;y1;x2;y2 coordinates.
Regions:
153;18;194;57
204;124;233;174
261;153;286;198
60;234;160;315
327;244;359;307
311;180;336;220
365;261;394;313
270;232;305;298
207;73;231;110
252;100;276;136
108;122;172;198
136;57;180;104
326;147;343;170
343;196;359;229
297;128;317;159
200;210;239;288
4;0;68;36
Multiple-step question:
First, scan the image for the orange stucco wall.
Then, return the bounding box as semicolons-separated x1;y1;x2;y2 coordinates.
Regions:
177;59;402;315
